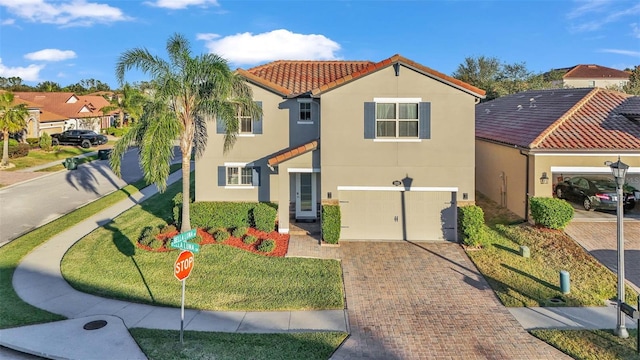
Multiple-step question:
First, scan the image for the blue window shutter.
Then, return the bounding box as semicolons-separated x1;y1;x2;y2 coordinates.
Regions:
364;102;375;139
252;167;261;186
216;116;226;134
253;101;263;134
218;166;226;186
419;102;431;139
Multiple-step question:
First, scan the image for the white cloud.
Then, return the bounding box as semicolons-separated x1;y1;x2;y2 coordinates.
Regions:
632;23;640;38
0;58;44;81
197;29;341;65
568;1;640;32
0;0;130;26
145;0;219;9
24;49;77;62
1;18;15;25
599;48;640;57
567;0;610;19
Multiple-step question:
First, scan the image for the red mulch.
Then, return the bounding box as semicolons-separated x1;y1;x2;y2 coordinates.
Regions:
135;227;289;257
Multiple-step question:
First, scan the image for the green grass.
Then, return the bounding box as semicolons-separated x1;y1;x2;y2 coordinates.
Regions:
5;141;116;171
130;329;347;360
61;179;344;311
531;329;639;360
468;193;638;307
0;164;179;329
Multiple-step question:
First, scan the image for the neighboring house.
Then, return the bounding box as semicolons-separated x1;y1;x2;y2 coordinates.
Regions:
13;92;112;133
476;87;640;219
195;55;485;241
555;64;630;89
1;91;66;139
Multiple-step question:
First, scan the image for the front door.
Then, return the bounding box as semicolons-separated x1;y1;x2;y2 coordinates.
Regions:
296;173;317;219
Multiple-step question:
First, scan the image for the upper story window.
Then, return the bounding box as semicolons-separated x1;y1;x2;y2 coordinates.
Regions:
364;98;430;141
217;101;262;135
237;109;252;134
300;102;311;121
376;102;419;138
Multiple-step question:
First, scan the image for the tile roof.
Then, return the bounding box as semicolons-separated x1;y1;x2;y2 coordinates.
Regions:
1;91;66;123
563;64;630;79
476;88;640;151
267;140;318;166
13;92;110;119
239;54;486;98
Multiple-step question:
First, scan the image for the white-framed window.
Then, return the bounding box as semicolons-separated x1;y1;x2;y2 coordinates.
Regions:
237;109;252;134
376;102;419;138
227;166;253;185
299;102;311;122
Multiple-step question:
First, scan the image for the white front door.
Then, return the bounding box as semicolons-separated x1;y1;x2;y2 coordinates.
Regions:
296;173;317;219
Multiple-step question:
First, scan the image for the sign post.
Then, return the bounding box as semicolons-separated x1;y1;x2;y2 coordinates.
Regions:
174;250;194;344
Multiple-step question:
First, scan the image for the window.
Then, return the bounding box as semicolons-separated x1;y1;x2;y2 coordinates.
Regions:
376;102;418;138
237;109;252;134
299;102;312;122
227;167;253;185
217;101;262;135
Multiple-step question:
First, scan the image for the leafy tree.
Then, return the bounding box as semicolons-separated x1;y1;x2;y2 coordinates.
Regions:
100;83;145;128
622;65;640;95
36;81;62;92
111;33;261;232
62;82;87;94
0;77;32;91
0;92;29;167
496;62;533;96
452;56;502;100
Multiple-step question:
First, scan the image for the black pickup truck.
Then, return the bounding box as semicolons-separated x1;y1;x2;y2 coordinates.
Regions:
51;130;108;148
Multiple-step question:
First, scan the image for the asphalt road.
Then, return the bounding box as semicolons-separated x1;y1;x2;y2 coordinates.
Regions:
0;147;181;246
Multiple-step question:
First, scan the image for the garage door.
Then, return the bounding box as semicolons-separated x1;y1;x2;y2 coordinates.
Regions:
338;188;457;241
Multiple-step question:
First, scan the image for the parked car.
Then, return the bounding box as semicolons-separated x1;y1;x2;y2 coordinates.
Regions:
555;176;636;211
51;130;108;149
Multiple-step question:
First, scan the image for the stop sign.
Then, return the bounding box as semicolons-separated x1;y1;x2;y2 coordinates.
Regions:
174;250;194;281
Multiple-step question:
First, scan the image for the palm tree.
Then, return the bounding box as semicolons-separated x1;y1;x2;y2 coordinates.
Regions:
100;83;145;128
111;33;260;232
0;92;29;167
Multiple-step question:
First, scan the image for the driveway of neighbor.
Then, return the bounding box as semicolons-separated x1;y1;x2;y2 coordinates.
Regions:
565;207;640;294
330;242;570;360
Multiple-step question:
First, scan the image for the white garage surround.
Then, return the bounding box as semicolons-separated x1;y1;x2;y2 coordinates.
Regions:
337;186;458;242
551;166;640;190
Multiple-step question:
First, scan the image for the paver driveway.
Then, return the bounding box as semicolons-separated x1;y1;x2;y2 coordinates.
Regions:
330;242;569;359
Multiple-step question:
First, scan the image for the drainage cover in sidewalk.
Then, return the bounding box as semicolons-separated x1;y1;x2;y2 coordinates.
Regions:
548;297;566;305
83;320;107;330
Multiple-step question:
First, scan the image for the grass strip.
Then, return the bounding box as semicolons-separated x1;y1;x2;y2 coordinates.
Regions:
130;329;347;360
531;329;639;360
0;164;180;329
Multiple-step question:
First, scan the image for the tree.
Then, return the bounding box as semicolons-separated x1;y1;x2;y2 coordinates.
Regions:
0;92;29;167
100;83;145;128
452;56;502;100
622;65;640;95
111;33;261;232
36;81;62;92
496;62;533;96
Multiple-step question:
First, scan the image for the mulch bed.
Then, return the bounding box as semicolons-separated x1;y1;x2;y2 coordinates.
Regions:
136;227;289;257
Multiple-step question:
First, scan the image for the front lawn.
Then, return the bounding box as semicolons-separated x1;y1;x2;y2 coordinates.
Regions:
131;329;347;360
61;179;344;311
531;329;639;360
5;142;115;171
469;193;638;307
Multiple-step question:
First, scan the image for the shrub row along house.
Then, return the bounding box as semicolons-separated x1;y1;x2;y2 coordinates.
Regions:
11;92;114;138
195;55;485;241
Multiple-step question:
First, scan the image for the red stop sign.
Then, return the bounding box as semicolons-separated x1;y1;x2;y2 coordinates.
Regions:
174;250;194;281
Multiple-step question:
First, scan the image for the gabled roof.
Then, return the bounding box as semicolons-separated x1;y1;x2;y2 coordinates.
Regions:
13;92;110;119
476;88;640;151
0;91;66;123
238;54;486;98
563;64;630;80
267;140;318;167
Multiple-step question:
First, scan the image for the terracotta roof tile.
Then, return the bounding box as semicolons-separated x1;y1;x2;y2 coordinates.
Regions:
239;55;485;98
13;92;110;119
476;88;640;151
267;140;318;166
564;64;630;79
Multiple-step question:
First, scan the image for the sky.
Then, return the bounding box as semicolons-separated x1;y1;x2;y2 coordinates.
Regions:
0;0;639;89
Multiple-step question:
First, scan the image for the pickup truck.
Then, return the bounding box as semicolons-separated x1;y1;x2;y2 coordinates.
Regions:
51;130;108;148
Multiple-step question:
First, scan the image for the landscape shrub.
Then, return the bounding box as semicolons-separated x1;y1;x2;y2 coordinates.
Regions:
257;239;275;253
160;224;177;234
190;201;277;231
213;229;230;242
243;235;258;245
530;197;574;230
458;205;487;247
104;126;129;137
0;139;19;147
38;133;52;151
26;137;39;148
6;143;30;159
251;203;277;232
321;205;341;244
138;226;163;249
232;227;248;238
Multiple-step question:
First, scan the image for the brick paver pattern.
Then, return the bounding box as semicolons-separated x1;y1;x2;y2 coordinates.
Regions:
328;242;570;360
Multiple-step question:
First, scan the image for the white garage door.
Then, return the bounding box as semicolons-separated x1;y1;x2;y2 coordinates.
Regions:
338;188;457;241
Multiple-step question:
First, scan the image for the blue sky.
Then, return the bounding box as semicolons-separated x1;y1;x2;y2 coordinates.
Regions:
0;0;639;89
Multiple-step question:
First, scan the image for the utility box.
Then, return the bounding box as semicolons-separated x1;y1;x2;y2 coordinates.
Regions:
64;157;78;170
98;149;111;160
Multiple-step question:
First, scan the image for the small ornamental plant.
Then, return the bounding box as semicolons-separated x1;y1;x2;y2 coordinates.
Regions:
243;235;258;245
257;239;275;253
213;229;230;242
232;226;248;238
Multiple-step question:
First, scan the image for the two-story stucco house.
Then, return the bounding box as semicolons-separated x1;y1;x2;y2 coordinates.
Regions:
195;55;485;242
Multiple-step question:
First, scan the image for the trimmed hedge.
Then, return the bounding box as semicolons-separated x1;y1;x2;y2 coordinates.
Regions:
257;239;275;253
321;204;341;244
530;197;574;230
458;205;487;247
5;144;30;159
187;201;277;232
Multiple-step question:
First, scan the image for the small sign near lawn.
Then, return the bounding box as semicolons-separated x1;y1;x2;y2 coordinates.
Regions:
170;229;200;253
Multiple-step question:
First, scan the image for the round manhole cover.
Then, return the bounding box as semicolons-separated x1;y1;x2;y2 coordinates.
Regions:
83;320;108;330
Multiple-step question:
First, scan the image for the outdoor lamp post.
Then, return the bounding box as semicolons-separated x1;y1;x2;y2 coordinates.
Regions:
609;157;629;339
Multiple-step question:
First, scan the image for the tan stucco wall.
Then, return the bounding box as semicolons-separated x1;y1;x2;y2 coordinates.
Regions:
475;140;528;218
564;79;628;89
320;65;477;202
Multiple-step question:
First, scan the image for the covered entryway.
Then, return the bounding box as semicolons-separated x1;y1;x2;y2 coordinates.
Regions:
295;172;317;220
338;187;457;241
